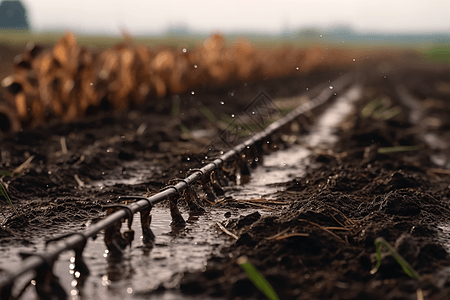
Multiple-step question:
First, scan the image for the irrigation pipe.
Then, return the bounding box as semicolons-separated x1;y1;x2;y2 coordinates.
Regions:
0;72;356;295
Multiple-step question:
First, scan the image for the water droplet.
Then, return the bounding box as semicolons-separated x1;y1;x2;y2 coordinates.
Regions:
182;48;187;53
329;86;333;90
352;58;356;62
90;82;93;86
220;101;225;105
296;67;299;70
384;75;387;79
231;114;235;118
266;141;270;144
194;64;198;68
306;87;309;91
48;170;52;175
320;34;323;38
191;91;195;95
187;157;190;161
334;93;337;96
230;92;235;96
254;158;259;162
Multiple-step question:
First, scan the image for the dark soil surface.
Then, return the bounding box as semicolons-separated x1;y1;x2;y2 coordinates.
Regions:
178;63;450;299
1;44;450;300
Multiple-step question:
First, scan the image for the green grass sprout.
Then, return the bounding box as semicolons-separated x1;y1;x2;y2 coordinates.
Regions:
373;106;402;120
0;181;18;215
0;170;12;177
237;255;280;300
178;123;192;136
362;98;384;118
171;102;180;116
200;106;218;123
377;146;419;154
370;237;422;280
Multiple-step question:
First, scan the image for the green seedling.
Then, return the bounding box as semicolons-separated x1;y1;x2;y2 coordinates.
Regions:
371;237;422;280
378;146;419;154
171;101;180;116
178;123;192;136
362;98;385;118
0;181;18;215
237;255;280;300
200;106;218;123
0;170;12;177
362;98;401;121
373;106;402;121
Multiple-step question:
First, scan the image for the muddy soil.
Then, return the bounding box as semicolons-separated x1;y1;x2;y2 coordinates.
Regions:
1;43;450;300
178;62;450;299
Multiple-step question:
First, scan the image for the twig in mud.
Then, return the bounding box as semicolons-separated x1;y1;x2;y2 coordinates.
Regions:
330;214;348;229
274;233;309;240
416;288;424;300
242;199;287;205
74;174;85;189
234;200;275;210
427;168;450;175
136;123;147;136
323;227;351;231
326;205;355;226
202;197;216;205
237;255;280;300
215;197;276;210
11;155;35;177
236;201;275;210
265;227;291;240
216;222;238;239
60;136;68;154
298;219;345;243
370;237;422;280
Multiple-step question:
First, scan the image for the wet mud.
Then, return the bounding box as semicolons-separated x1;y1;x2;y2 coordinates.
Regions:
1;49;450;300
179;63;450;299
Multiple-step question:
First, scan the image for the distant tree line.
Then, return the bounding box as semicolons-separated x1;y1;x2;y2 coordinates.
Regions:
0;0;30;30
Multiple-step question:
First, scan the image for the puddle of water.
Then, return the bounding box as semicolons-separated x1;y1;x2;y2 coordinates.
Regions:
396;85;450;169
229;85;362;200
86;161;157;188
2;206;244;299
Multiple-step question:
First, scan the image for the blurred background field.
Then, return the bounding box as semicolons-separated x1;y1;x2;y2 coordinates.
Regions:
1;0;450;134
1;28;450;55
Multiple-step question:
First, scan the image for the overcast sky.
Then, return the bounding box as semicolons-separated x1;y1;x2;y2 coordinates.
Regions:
19;0;450;35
